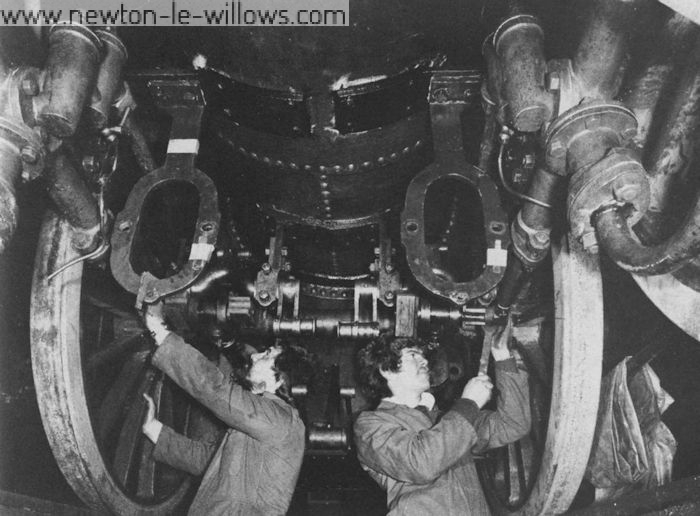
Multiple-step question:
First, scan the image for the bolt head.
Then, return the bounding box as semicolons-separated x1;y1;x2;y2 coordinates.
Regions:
613;182;641;203
581;231;599;253
82;155;99;174
21;78;39;96
549;140;566;157
532;231;551;249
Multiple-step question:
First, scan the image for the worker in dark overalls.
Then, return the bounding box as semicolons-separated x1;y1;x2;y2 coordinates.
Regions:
141;304;312;516
354;322;530;515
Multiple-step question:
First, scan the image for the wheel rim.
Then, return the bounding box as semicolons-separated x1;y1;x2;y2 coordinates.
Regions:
30;212;200;515
478;235;604;515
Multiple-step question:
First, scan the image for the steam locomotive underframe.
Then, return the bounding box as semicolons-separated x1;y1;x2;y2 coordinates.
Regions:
1;0;700;514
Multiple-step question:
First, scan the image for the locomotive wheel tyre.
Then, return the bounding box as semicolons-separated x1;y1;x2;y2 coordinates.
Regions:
30;212;195;515
479;235;604;515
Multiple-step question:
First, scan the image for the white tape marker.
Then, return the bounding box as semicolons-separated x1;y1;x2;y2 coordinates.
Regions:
486;239;508;267
167;139;200;154
189;242;214;262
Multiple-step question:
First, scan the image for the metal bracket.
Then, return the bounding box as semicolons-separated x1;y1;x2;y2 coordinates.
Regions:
376;222;401;307
110;78;220;306
401;70;509;305
254;226;287;307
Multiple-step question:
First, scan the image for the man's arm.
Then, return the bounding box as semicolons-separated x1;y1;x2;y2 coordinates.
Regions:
354;399;480;485
150;332;291;442
471;320;531;452
142;394;219;475
150;424;220;476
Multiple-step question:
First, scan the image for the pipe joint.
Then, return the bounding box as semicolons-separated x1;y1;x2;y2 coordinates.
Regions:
511;212;551;266
568;147;650;251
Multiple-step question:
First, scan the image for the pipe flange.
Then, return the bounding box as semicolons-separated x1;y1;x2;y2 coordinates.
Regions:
544;100;638;175
568;147;650;241
511;211;551;267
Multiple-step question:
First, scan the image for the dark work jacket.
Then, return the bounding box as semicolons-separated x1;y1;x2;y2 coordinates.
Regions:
354;359;530;516
151;333;305;516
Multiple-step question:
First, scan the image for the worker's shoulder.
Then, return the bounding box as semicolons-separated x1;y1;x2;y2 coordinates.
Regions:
355;403;405;429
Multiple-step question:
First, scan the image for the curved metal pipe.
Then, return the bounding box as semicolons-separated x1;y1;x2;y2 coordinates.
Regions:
636;33;700;243
594;200;700;275
45;153;100;251
595;34;700;275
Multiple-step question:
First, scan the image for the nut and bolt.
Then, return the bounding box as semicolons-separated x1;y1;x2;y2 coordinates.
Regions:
82;155;100;175
621;127;638;141
432;88;449;103
20;147;39;164
531;231;551;249
581;231;599;254
549;139;566;158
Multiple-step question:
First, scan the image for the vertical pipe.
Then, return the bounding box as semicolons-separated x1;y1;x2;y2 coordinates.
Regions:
493;15;552;132
573;0;642;100
0;140;23;255
38;25;103;137
622;13;698;147
635;34;700;243
45;154;100;251
89;30;127;128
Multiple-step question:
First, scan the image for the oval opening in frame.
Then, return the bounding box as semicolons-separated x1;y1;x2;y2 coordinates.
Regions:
130;180;200;279
423;176;486;283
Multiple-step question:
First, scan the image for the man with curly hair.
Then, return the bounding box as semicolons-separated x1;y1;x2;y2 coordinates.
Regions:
354;321;530;515
141;303;313;516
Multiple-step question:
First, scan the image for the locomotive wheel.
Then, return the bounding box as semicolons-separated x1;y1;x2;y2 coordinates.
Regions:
30;212;202;515
478;236;604;515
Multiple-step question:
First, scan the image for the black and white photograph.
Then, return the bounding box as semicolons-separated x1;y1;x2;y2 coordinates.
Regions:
1;0;700;514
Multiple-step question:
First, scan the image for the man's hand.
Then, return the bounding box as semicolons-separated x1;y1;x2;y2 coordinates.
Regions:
488;315;514;362
144;302;170;346
461;374;493;408
142;394;163;444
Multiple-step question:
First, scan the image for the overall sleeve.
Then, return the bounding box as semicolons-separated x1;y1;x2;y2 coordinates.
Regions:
152;333;289;442
153;424;219;476
472;358;531;453
354;399;480;484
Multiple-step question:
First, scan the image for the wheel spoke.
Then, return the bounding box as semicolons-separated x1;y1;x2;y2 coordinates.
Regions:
113;366;157;488
86;334;146;374
136;375;164;499
97;351;149;446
